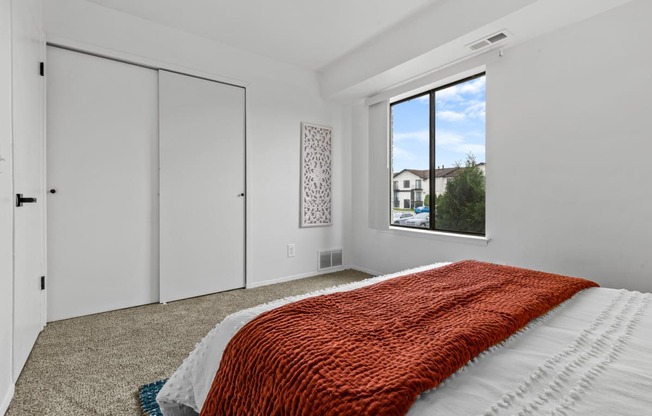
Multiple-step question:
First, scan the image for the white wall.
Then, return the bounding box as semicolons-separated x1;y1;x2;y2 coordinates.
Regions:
44;0;344;287
0;0;14;411
348;0;652;293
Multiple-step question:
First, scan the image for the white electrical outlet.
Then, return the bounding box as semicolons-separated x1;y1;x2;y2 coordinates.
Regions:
287;243;296;257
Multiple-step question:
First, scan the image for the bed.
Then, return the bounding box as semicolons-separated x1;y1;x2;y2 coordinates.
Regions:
157;261;652;415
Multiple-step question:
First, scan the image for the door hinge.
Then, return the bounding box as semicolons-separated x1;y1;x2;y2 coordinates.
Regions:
40;276;45;290
40;62;44;77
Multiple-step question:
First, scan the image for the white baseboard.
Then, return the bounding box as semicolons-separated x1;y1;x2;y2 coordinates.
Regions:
0;383;14;416
349;265;382;276
246;266;346;289
245;265;388;289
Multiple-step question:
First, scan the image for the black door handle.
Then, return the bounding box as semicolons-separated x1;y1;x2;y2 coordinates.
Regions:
50;189;56;194
16;193;38;207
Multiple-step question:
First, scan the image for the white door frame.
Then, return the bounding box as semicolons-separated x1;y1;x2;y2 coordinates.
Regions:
40;32;47;330
12;0;46;381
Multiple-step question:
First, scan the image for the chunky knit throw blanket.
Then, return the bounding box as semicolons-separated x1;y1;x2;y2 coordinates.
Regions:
201;260;598;416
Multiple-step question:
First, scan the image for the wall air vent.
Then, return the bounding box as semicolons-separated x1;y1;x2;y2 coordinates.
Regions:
318;249;343;271
467;30;510;52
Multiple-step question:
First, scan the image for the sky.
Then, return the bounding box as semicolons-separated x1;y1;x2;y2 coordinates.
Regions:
391;75;486;172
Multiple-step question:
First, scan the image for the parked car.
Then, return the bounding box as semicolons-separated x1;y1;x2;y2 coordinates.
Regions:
415;206;430;213
404;212;429;228
392;212;414;224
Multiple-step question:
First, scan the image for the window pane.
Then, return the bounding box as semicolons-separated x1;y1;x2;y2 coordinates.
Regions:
434;75;486;234
391;93;430;229
390;73;485;235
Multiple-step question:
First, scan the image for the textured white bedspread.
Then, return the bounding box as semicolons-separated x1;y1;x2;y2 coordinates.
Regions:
157;264;652;415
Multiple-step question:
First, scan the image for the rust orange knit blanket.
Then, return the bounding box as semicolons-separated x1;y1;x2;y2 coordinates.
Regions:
201;260;598;416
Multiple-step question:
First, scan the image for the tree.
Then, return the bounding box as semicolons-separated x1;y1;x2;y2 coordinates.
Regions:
435;154;485;234
424;194;430;208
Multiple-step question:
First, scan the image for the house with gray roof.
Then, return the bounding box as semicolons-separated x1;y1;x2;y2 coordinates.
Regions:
392;164;485;209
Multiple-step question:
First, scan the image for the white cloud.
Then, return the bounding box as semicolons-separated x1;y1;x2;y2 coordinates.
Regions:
435;85;461;101
437;130;485;156
436;100;484;122
436;110;466;122
459;77;485;95
392;130;428;142
435;76;486;106
392;145;415;161
437;131;463;146
464;100;486;119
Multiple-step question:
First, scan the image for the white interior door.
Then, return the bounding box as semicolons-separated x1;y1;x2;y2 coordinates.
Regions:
46;47;159;321
12;0;45;380
159;70;245;302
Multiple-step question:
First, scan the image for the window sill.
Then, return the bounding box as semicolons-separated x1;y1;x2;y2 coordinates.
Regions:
387;226;490;246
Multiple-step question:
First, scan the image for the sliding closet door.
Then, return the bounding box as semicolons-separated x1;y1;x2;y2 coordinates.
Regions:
159;71;245;302
46;47;159;321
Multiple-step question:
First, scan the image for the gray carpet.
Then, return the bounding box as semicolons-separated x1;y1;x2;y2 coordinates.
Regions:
6;269;370;415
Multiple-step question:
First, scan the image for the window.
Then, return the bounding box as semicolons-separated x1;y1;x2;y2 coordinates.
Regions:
403;180;410;188
390;73;486;235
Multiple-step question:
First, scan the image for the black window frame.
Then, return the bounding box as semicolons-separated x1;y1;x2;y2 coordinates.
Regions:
389;72;486;236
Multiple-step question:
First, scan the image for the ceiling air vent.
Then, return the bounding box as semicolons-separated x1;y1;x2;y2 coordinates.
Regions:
469;39;490;51
467;30;509;52
487;32;507;43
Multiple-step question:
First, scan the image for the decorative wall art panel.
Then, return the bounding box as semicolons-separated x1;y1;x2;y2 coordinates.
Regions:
300;122;332;227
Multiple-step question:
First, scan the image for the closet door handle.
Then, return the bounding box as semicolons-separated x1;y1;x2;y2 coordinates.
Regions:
238;193;245;197
16;194;38;207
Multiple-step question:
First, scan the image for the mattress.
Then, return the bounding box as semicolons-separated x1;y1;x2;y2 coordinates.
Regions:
157;264;652;415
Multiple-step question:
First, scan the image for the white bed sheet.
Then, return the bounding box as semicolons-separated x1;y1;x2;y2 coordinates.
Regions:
157;264;652;415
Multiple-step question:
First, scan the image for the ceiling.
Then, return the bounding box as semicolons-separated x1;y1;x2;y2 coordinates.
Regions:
81;0;440;70
79;0;634;100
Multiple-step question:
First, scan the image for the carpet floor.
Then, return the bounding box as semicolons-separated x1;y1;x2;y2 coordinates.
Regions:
6;269;370;415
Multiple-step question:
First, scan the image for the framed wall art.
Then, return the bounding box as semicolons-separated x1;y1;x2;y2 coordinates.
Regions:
300;122;332;227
